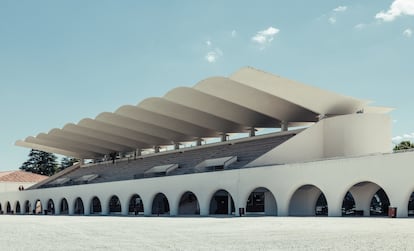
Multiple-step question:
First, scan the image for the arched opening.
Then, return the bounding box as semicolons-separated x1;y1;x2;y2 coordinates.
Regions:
370;189;390;216
60;198;69;215
151;193;170;215
246;187;277;216
15;201;21;214
24;200;31;214
128;194;144;215
209;189;235;215
34;200;42;215
342;192;356;216
408;192;414;217
47;199;55;215
90;196;102;215
315;193;328;216
74;197;84;215
342;182;390;217
6;201;12;214
178;191;200;215
289;185;327;216
109;195;122;214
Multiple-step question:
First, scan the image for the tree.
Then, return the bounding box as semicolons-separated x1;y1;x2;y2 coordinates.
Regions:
20;149;58;176
393;141;414;151
59;157;79;171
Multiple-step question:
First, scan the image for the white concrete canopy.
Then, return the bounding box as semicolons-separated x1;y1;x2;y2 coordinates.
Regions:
15;67;388;159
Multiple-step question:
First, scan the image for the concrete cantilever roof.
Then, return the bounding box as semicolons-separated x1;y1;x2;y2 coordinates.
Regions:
15;67;389;159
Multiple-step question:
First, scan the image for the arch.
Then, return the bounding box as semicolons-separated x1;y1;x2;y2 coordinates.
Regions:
24;200;31;214
74;197;84;215
90;196;102;215
289;185;327;216
47;199;55;215
128;194;144;215
209;189;235;215
6;201;12;214
15;201;21;214
370;188;390;216
342;192;356;216
178;191;200;215
151;193;170;215
341;181;390;217
108;195;122;214
60;198;69;215
245;187;277;216
34;200;42;215
408;192;414;217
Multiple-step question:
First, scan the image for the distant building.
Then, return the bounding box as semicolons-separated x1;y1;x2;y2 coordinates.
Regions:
0;67;412;217
0;171;48;193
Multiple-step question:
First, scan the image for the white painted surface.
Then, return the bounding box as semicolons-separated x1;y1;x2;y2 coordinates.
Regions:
1;149;414;218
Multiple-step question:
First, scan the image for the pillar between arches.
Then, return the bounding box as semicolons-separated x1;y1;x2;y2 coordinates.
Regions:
83;198;91;216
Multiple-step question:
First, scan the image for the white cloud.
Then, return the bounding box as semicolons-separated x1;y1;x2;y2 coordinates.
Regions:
328;6;347;24
205;48;223;63
206;40;212;46
231;30;237;37
334;6;348;12
251;26;280;49
329;17;337;24
392;136;403;143
354;23;366;29
403;28;413;37
392;132;414;144
375;0;414;22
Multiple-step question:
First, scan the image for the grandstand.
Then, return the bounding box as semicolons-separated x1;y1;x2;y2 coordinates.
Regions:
36;131;296;188
2;67;414;218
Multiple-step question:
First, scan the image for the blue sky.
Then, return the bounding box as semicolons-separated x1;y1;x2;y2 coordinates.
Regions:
0;0;413;171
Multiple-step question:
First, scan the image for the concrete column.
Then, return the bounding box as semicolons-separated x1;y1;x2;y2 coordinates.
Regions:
142;196;152;216
68;199;74;215
199;194;210;216
221;133;228;142
227;194;232;215
121;200;130;216
249;127;256;137
350;183;380;217
281;121;288;131
134;149;141;159
55;201;61;215
169;204;178;216
102;197;110;215
196;138;203;146
83;198;91;216
326;195;343;217
265;191;277;216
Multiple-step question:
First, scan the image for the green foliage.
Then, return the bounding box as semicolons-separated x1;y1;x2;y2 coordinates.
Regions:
20;149;58;176
393;141;414;151
59;157;79;171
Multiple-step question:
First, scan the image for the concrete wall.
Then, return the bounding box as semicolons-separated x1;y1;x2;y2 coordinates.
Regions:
247;113;392;166
0;182;37;193
1;150;414;218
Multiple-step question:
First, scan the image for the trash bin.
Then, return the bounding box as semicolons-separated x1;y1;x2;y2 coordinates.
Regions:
388;207;397;218
44;209;48;215
238;208;245;216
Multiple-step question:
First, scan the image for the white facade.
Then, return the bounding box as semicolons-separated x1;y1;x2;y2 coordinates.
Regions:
2;113;413;218
4;67;408;218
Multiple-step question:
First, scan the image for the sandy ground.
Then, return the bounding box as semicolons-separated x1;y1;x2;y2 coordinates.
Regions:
1;216;414;250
